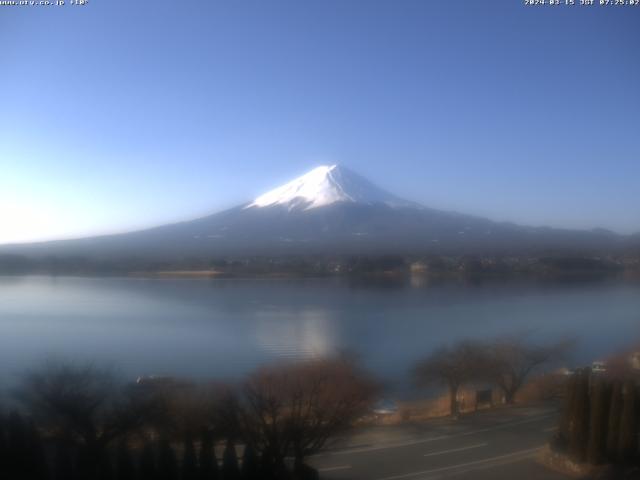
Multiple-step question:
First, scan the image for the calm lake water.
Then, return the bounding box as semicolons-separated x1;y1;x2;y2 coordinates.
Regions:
1;275;639;394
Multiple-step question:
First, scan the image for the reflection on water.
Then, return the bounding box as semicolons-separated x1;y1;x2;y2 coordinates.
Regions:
254;308;337;359
0;275;639;393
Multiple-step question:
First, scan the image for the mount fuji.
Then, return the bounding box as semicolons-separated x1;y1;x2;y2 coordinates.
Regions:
245;165;418;211
0;165;628;260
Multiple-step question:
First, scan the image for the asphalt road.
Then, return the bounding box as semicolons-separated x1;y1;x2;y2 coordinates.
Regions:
309;405;568;480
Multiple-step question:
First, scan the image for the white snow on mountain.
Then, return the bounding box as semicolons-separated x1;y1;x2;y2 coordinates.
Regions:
245;165;419;211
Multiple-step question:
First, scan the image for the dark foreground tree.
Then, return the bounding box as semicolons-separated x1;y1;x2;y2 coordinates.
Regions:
53;440;75;480
6;412;30;478
606;381;624;460
4;412;48;480
414;341;484;417
241;444;259;480
140;441;158;480
0;412;5;479
568;368;590;462
258;447;279;480
587;376;611;465
241;357;377;472
617;381;638;463
198;431;218;480
294;463;319;480
222;440;240;480
182;433;198;480
559;370;578;447
17;362;161;479
115;441;136;480
26;418;48;480
158;435;178;480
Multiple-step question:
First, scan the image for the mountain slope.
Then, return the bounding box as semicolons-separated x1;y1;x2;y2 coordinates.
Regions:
0;165;632;260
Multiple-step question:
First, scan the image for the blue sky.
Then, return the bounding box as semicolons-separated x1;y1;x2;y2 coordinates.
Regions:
1;0;639;244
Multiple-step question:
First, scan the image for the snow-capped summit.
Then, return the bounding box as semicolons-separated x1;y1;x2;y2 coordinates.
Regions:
245;164;418;211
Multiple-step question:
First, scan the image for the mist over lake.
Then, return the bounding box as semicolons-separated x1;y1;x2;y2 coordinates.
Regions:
1;275;638;395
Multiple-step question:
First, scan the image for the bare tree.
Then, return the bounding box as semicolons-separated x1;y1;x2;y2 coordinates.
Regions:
414;340;485;417
17;362;161;478
239;357;377;474
143;379;237;439
483;335;572;404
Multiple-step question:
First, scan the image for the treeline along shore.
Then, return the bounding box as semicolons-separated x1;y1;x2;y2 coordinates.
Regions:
1;252;639;278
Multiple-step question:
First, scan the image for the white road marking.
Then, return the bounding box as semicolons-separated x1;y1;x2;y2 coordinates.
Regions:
318;465;352;472
318;414;553;457
376;447;542;480
426;447;543;479
423;443;487;457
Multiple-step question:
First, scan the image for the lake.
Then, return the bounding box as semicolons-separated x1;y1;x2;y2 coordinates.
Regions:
1;275;639;395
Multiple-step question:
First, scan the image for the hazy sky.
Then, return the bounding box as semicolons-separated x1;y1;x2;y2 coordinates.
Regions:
1;0;639;244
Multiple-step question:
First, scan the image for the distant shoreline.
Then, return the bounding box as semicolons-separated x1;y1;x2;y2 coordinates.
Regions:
126;270;338;279
128;270;227;278
1;253;638;280
8;268;628;283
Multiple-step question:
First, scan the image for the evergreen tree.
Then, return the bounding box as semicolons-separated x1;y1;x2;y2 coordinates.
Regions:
98;451;114;480
222;441;240;480
78;443;103;480
258;447;277;480
0;411;7;478
2;413;48;480
559;373;578;447
198;431;218;480
587;377;610;465
240;444;259;480
606;381;623;461
182;434;198;480
568;368;590;462
158;436;178;480
0;412;6;480
53;441;75;480
140;441;158;480
617;381;638;463
25;418;49;480
115;441;136;480
294;463;319;480
7;411;30;478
